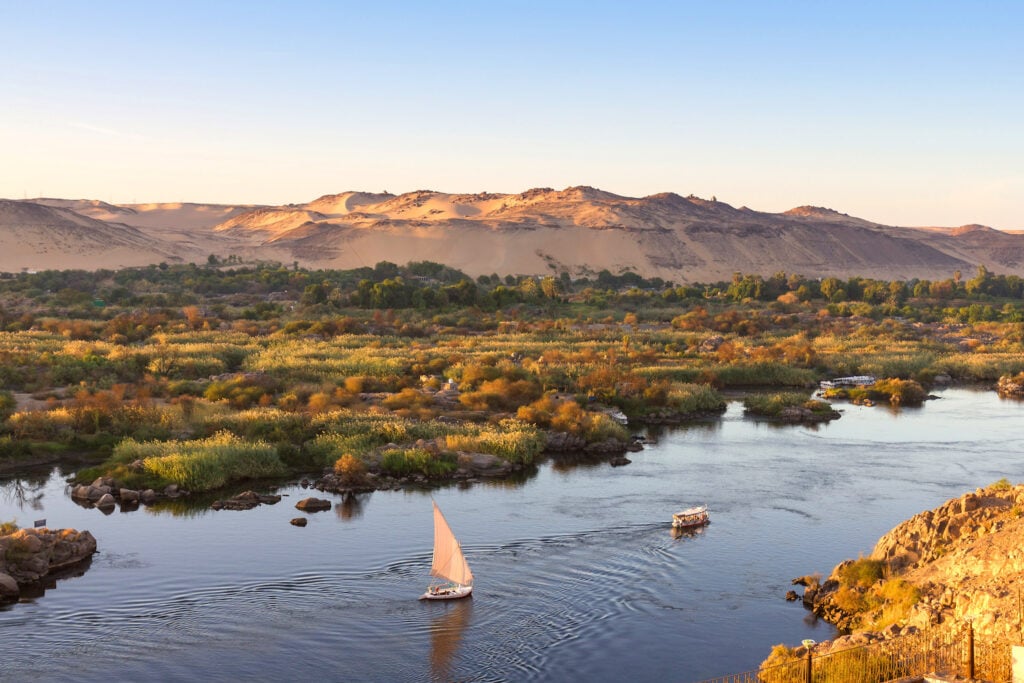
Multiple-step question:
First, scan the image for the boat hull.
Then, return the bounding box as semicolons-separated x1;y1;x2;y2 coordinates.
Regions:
420;585;473;601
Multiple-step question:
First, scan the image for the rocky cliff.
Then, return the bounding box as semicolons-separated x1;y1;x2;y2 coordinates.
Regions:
798;482;1024;653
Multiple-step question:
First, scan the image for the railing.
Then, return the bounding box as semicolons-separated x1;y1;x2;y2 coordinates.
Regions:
697;624;1015;683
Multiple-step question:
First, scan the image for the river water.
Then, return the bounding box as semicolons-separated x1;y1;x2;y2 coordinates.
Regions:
1;388;1022;682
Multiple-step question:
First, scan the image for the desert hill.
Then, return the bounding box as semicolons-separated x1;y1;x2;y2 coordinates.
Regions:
0;199;187;271
3;187;1023;281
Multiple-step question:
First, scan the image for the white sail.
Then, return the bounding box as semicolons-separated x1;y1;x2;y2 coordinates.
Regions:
430;501;473;586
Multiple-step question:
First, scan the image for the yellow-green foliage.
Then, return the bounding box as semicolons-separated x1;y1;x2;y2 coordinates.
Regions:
332;453;368;485
829;557;921;630
872;579;920;629
0;520;18;536
458;377;541;410
522;399;627;442
439;419;545;462
744;392;813;416
380;447;456;477
202;407;313;442
115;431;286;491
758;645;805;683
990;477;1012;491
838;557;886;589
871;378;926;405
245;339;409;382
665;383;726;413
307;413;544;466
707;362;818;386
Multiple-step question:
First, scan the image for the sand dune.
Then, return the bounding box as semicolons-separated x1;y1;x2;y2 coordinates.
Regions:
2;188;1022;280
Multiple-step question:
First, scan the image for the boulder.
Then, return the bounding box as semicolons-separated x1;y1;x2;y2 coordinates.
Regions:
212;491;285;511
457;452;513;477
295;497;332;512
140;489;158;504
290;518;308;527
0;572;19;601
609;456;632;467
119;489;140;504
95;493;116;509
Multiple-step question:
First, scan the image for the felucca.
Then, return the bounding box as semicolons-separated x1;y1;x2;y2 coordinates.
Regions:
420;500;474;600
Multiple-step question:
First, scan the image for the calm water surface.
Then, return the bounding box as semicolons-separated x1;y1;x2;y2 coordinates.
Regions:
1;388;1022;682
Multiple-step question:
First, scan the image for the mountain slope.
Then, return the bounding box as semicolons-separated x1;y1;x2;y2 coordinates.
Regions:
0;200;186;270
2;188;1022;280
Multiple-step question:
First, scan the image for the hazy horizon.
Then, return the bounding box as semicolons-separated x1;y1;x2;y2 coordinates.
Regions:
2;1;1021;229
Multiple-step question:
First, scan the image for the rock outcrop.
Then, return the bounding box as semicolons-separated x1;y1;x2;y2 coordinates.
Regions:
211;490;282;511
71;476;168;512
0;527;97;603
794;482;1024;646
995;372;1024;397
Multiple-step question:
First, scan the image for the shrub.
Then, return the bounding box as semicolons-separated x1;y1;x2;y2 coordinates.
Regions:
871;378;926;405
665;383;726;414
0;519;18;536
111;431;287;491
379;447;456;477
838;557;886;589
991;477;1013;491
333;453;368;486
743;392;810;416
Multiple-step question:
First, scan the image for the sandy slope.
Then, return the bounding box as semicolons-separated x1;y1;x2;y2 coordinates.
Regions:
3;188;1023;280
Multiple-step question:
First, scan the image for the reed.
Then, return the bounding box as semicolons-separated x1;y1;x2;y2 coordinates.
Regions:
112;431;286;491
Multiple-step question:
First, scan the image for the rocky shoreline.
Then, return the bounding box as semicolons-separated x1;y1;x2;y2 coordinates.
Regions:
785;481;1024;656
0;526;97;604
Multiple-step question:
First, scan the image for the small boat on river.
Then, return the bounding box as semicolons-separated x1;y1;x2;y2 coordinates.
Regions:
672;504;709;529
421;500;474;601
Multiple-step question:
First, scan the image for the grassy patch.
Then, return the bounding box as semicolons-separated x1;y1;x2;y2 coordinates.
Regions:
83;431;287;492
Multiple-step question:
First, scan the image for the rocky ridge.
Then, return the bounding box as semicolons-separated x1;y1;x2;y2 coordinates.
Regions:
6;187;1024;280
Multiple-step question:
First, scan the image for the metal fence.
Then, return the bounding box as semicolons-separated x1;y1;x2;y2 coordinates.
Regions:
697;624;1015;683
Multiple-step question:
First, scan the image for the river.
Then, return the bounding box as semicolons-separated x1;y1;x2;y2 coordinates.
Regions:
1;387;1022;682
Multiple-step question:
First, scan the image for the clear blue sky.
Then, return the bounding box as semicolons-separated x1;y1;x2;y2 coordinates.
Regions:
2;1;1021;228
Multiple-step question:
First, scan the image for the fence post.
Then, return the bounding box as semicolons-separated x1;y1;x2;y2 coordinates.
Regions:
967;621;975;679
801;639;815;683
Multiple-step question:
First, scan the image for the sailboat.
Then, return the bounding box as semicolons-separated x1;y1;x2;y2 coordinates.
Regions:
420;500;474;600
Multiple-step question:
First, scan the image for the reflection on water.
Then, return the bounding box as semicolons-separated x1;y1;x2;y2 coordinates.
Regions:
669;524;708;541
336;492;369;521
13;557;94;603
427;598;473;681
0;476;47;511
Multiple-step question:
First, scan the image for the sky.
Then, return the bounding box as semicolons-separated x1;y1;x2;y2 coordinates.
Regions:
1;1;1022;228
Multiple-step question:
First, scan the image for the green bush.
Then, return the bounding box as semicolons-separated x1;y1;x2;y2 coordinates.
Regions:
109;431;287;491
838;557;886;589
379;447;456;477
